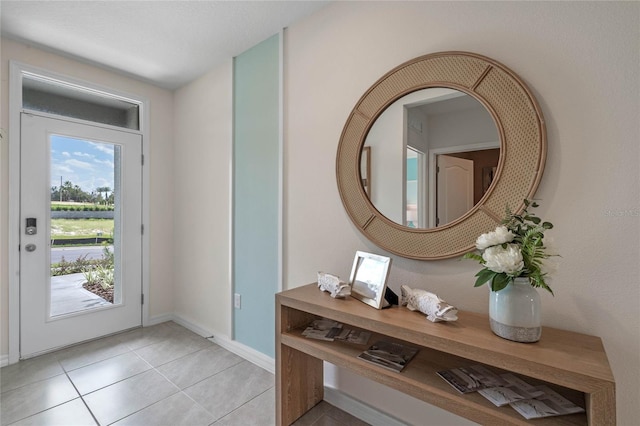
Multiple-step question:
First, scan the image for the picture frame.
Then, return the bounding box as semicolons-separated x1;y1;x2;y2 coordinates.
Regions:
348;251;392;309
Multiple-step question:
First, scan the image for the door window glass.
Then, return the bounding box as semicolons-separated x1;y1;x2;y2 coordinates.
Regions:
49;135;122;316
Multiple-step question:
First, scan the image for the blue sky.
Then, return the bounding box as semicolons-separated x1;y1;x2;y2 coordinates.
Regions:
50;135;114;193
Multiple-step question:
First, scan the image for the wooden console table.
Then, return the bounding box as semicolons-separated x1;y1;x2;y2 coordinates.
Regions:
276;284;615;425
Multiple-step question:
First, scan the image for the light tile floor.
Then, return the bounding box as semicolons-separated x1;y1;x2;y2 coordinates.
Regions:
0;322;368;426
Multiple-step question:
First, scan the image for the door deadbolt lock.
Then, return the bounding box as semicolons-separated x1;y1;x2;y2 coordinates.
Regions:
25;244;36;252
25;218;37;235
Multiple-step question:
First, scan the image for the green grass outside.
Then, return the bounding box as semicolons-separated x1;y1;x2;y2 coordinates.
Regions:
51;218;114;239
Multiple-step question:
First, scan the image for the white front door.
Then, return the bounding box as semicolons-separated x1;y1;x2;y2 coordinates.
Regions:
436;154;474;226
20;113;142;358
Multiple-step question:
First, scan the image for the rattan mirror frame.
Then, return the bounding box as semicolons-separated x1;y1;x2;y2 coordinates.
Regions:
336;51;546;260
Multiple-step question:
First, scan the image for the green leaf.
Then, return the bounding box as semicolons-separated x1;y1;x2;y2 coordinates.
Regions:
463;252;484;263
542;222;553;229
491;273;510;292
474;269;497;287
475;269;491;278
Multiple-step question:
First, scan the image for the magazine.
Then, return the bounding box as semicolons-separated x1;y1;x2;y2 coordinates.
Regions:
437;364;507;394
302;319;343;341
478;373;545;406
437;365;585;419
357;340;419;372
334;328;372;345
509;385;585;420
301;319;371;345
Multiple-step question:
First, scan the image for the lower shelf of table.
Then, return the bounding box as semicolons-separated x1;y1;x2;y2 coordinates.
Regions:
281;326;587;426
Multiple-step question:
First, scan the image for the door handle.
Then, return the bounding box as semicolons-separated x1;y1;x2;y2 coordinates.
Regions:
25;244;36;252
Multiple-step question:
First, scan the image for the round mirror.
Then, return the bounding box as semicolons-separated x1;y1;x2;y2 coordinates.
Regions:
337;52;546;260
362;87;500;228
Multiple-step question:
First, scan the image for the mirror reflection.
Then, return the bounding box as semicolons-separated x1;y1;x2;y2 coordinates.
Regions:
349;251;392;309
352;257;385;299
361;88;500;229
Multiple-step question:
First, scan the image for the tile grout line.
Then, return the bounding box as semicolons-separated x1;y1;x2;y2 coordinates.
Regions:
132;338;214;369
0;371;64;396
65;369;102;426
92;333;219;424
2;368;91;426
128;333;217;369
55;322;182;373
57;342;132;374
168;356;245;392
102;340;221;425
0;359;66;424
159;345;276;424
83;349;183;425
103;388;183;425
208;385;276;425
70;356;156;399
53;327;178;425
83;361;183;425
152;354;248;420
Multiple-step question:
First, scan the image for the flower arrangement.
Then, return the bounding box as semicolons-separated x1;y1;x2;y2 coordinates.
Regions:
464;200;557;294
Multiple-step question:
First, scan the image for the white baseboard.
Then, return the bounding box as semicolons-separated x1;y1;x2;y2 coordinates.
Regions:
146;313;174;326
170;314;212;337
208;334;275;374
324;386;407;426
1;354;8;368
170;313;276;375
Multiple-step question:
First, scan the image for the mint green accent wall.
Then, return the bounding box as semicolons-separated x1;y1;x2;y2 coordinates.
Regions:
406;157;418;180
233;34;279;358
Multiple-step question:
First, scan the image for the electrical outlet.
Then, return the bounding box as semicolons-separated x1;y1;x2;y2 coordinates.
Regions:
234;293;241;309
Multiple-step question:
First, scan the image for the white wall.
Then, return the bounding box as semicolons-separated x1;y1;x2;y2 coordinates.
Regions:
284;2;639;424
0;38;176;357
366;91;407;223
427;101;498;149
172;62;233;338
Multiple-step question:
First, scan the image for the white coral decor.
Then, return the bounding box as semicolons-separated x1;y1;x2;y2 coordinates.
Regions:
482;244;524;276
475;225;515;250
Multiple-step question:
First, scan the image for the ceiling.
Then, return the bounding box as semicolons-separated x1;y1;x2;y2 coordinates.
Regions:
0;1;329;90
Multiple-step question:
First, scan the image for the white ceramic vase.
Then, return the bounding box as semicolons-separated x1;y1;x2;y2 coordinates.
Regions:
489;277;541;343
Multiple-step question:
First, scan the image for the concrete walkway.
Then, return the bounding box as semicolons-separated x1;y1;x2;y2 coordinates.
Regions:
50;273;111;317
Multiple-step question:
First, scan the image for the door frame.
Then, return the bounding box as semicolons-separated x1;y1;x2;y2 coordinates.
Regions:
405;146;426;228
8;61;150;364
428;141;499;228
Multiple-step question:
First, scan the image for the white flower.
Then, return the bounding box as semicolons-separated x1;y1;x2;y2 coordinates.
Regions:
482;244;524;275
475;225;515;250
